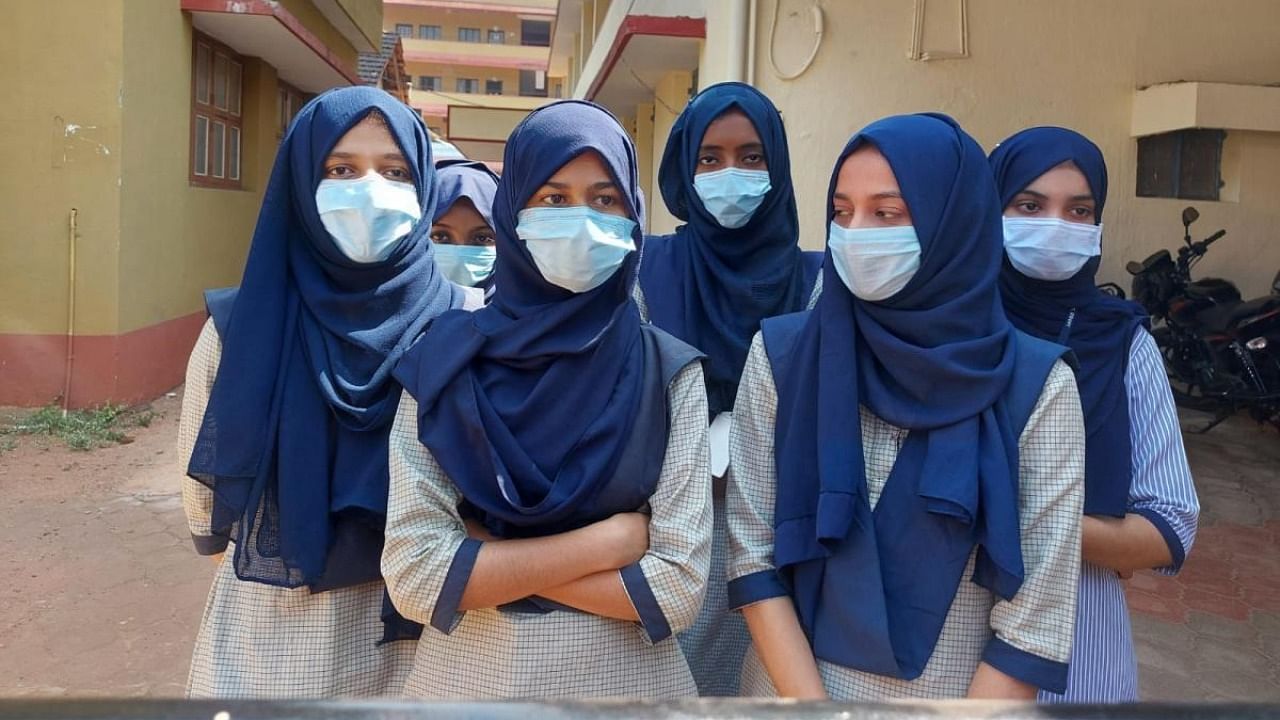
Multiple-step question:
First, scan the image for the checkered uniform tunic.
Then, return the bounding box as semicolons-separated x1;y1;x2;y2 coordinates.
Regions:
727;332;1085;699
177;319;415;698
629;274;823;696
381;361;713;699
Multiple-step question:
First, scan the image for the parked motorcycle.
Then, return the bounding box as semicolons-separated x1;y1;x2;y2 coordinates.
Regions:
1126;207;1280;432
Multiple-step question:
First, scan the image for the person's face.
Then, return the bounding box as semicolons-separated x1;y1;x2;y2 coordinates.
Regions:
695;109;767;175
430;198;495;246
1003;162;1097;225
322;114;413;186
523;151;630;218
831;146;913;229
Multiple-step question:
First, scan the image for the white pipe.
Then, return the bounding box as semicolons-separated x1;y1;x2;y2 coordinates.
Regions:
723;0;748;83
747;0;758;85
62;208;78;414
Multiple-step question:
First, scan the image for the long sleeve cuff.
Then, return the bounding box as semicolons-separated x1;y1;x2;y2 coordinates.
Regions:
191;533;228;556
429;538;481;634
727;569;789;610
620;562;673;643
1132;508;1188;573
982;636;1069;694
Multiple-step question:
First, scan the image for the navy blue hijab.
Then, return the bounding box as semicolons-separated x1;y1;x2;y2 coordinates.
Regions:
639;82;819;415
394;101;654;537
187;87;463;588
992;127;1147;517
433;159;499;228
768;114;1027;680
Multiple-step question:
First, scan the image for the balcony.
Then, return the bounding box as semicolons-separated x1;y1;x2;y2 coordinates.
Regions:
409;89;554;117
401;37;550;70
386;0;557;14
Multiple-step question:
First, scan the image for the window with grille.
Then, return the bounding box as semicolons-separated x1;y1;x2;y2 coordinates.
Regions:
485;79;503;95
1137;129;1226;201
458;27;481;42
395;23;412;38
418;76;441;91
192;33;243;189
457;78;480;93
488;29;506;44
418;25;441;40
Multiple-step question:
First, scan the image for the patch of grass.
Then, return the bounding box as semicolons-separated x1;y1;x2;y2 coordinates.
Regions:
0;402;156;452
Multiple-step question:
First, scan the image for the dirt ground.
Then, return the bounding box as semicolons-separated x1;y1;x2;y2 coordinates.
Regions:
0;390;215;697
1;389;1278;700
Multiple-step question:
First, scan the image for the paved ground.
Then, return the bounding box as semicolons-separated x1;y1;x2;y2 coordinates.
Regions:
0;391;1277;700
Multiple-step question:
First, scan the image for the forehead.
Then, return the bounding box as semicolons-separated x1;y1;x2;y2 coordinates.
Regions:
701;109;760;144
1021;161;1092;196
835;145;898;193
330;114;399;152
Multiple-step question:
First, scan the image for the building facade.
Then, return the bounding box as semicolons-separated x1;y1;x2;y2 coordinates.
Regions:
551;0;1280;299
0;0;383;408
384;0;563;163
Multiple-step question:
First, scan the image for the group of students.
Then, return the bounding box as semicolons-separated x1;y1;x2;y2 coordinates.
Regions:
177;84;1198;703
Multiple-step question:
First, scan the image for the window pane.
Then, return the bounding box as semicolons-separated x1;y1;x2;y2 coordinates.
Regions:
519;69;547;97
1136;133;1178;198
485;79;503;95
521;19;551;47
1178;129;1224;201
459;28;480;42
396;24;412;38
195;43;211;104
194;115;209;176
488;29;505;43
228;61;242;116
457;78;479;93
228;126;241;181
419;25;440;40
211;121;225;178
213;52;229;110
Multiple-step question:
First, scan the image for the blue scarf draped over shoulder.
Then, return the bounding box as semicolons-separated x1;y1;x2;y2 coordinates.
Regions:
639;82;819;415
764;114;1066;683
991;127;1148;517
187;87;462;589
394;101;683;538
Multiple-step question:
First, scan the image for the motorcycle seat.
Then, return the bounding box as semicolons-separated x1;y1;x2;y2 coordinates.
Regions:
1194;295;1280;333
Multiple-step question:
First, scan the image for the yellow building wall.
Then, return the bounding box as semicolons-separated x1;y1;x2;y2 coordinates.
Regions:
279;0;360;73
0;0;125;335
116;1;276;334
337;0;385;51
743;0;1280;297
647;70;693;236
405;61;522;93
385;6;538;42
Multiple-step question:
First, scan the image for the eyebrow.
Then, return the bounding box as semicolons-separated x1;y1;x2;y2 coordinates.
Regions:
697;143;765;152
1016;189;1095;202
325;151;407;161
540;180;618;191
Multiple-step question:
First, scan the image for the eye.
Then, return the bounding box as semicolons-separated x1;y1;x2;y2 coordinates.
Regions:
430;230;454;244
874;208;903;220
472;230;496;246
832;208;853;218
741;152;765;167
1070;206;1095;219
325;164;356;179
1015;200;1041;214
539;193;566;206
383;167;412;182
595;194;616;208
697;155;719;166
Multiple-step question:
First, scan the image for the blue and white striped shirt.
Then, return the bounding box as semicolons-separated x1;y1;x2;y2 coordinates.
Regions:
1039;327;1199;703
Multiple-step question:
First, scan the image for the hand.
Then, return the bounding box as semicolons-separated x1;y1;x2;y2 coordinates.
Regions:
592;512;650;569
464;517;498;542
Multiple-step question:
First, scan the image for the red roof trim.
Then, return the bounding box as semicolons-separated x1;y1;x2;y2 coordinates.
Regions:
181;0;361;84
403;50;548;71
386;0;556;15
585;14;705;101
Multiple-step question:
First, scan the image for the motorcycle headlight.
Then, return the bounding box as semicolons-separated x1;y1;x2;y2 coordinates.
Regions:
1245;336;1268;352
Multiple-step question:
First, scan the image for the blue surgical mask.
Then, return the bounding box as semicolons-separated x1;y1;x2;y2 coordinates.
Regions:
828;222;922;302
1003;217;1102;281
692;167;772;229
434;244;497;286
516;206;637;293
315;175;422;263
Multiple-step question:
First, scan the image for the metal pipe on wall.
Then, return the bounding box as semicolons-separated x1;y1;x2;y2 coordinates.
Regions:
62;207;78;414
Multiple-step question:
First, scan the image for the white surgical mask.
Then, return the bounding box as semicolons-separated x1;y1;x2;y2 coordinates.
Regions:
516;206;637;293
434;244;497;286
1002;217;1102;281
828;222;922;302
315;175;422;263
692;167;772;229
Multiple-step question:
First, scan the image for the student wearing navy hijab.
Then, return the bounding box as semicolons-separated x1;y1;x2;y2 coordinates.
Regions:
177;87;483;697
382;100;712;698
992;127;1198;702
637;82;820;695
430;159;500;291
725;114;1087;700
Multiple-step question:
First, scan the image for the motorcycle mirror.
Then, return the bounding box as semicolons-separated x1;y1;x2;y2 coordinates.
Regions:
1182;207;1200;227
